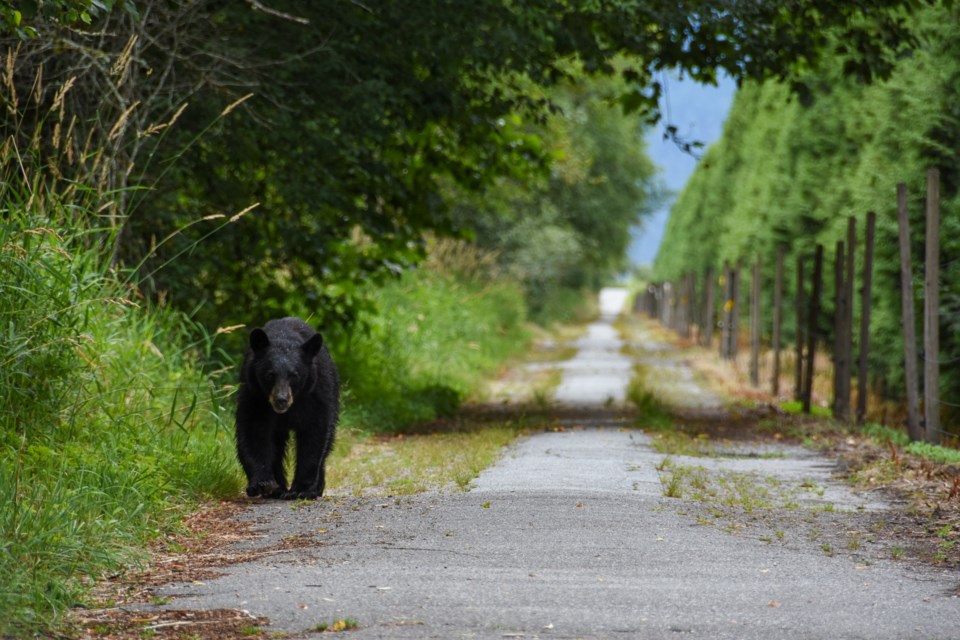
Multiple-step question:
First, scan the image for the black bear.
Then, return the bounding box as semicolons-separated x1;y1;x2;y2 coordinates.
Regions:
235;317;339;499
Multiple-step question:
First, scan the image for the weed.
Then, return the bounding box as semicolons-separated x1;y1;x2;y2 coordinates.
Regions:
663;472;686;498
904;441;960;465
626;365;674;429
316;618;360;633
861;423;911;447
891;546;905;559
240;626;262;636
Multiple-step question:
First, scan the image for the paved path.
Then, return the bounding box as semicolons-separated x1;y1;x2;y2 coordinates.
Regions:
552;288;633;407
157;288;960;639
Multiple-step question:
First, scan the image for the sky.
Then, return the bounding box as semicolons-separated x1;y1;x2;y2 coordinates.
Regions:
628;71;737;267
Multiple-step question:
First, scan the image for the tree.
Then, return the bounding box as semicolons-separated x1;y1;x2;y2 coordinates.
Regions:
1;0;931;331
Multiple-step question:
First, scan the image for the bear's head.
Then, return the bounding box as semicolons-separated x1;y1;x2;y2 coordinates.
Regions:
249;328;324;414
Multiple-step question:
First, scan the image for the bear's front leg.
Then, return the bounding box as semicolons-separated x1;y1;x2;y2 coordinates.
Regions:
281;427;327;500
236;403;285;498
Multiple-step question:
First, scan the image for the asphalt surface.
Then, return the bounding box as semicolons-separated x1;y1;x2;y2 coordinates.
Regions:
158;288;960;639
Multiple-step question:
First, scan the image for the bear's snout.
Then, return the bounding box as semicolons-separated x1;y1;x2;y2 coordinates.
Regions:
269;383;294;414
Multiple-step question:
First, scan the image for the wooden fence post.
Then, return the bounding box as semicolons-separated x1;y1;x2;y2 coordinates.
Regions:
682;272;693;339
721;262;732;359
730;259;742;360
833;240;846;417
750;255;761;386
702;267;715;348
897;183;922;441
840;216;856;422
803;245;823;415
676;276;686;337
688;273;697;342
857;212;876;424
924;168;941;445
772;245;785;397
795;255;805;400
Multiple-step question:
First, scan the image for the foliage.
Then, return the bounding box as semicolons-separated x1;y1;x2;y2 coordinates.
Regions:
0;0;932;332
655;3;960;430
450;71;661;323
0;0;137;38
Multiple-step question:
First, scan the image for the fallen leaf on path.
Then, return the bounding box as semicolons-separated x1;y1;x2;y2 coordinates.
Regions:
768;601;781;608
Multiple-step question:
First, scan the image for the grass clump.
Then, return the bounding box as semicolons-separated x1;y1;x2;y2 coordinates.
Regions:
780;399;832;418
316;618;360;633
904;441;960;465
0;187;241;634
861;423;911;447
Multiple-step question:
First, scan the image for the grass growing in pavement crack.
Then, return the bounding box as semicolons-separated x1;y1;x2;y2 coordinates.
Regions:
658;462;834;515
315;618;360;633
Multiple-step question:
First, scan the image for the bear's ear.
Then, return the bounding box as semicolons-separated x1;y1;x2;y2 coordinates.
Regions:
302;332;323;358
250;328;270;353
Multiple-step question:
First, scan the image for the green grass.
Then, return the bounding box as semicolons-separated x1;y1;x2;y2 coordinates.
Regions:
0;202;243;635
333;264;530;432
861;423;911;447
315;618;361;633
627;364;676;429
780;399;832;418
904;441;960;465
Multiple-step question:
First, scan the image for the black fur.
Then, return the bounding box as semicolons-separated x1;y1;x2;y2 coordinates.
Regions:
235;317;339;499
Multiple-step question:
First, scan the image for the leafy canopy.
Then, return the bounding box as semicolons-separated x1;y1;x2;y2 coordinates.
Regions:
0;0;931;329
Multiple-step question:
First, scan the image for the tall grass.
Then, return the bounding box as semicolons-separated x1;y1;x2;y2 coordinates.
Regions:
0;181;241;635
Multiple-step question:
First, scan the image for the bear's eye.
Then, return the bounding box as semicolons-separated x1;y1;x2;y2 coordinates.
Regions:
290;371;300;382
